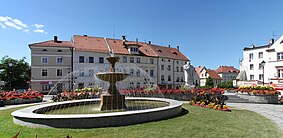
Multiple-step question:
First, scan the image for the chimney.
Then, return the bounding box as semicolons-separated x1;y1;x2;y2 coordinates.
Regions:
177;46;179;51
136;38;138;44
269;38;274;45
148;41;151;44
54;36;58;42
122;35;126;46
168;45;171;48
83;35;87;37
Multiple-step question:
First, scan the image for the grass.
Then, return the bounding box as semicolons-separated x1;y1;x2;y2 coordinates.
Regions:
0;104;281;138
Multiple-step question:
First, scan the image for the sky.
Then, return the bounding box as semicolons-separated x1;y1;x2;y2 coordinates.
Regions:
1;0;283;69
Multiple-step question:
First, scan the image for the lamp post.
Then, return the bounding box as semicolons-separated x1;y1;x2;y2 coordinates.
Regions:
8;62;13;91
261;60;266;85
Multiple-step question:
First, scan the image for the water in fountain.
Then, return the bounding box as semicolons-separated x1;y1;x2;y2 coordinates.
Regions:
45;56;165;115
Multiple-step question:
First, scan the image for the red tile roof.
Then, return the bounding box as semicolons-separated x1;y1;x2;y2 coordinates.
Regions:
150;45;189;61
195;66;204;76
29;40;72;47
215;66;240;74
73;35;109;53
207;69;222;80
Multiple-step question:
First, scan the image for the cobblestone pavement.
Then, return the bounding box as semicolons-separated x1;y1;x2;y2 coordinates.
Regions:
227;103;283;130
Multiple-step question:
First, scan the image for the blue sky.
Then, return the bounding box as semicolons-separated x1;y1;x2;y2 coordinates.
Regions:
1;0;283;69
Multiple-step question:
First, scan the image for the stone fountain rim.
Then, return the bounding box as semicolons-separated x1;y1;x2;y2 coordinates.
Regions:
11;97;182;119
95;72;130;75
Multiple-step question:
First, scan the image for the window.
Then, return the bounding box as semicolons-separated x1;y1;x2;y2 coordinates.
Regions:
181;67;183;72
168;75;171;81
259;52;263;58
161;75;165;81
176;67;179;72
250;64;254;70
181;77;184;82
41;57;48;64
249;53;254;61
79;69;84;76
168;59;170;62
89;69;94;76
250;75;254;80
57;57;63;64
79;56;84;63
277;53;283;60
136;57;141;63
150;59;154;64
56;69;63;76
259;74;263;80
162;59;164;62
277;69;283;78
99;57;104;63
130;57;134;63
176;61;179;64
89;57;94;63
42;85;50;91
123;57;127;63
136;82;140;88
130;68;134;77
57;50;62;52
176;77;180;82
259;63;263;70
161;65;164;71
78;83;84;89
130;47;139;52
41;69;48;76
42;49;47;51
150;69;154;77
136;69;140;77
168;65;171;71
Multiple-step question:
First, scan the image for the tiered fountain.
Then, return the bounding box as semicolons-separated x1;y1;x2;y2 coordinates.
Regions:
11;55;183;128
96;56;128;111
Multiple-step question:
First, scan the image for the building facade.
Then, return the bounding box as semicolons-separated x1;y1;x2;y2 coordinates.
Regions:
195;66;222;86
29;35;190;93
215;66;239;83
236;35;283;86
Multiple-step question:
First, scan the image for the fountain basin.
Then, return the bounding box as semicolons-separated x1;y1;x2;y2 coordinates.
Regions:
11;97;183;128
96;72;129;82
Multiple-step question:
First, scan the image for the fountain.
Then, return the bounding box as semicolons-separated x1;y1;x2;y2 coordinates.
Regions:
11;55;183;128
96;56;128;111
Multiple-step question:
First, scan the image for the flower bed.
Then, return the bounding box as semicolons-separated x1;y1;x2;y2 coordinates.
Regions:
232;86;280;104
0;91;44;106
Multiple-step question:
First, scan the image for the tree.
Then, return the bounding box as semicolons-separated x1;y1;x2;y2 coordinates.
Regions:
0;56;30;90
205;76;214;88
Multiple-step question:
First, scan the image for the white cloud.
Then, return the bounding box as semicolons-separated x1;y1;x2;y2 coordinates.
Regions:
0;15;47;34
0;23;6;29
34;29;47;34
0;16;8;22
33;24;44;28
12;18;28;28
4;22;22;30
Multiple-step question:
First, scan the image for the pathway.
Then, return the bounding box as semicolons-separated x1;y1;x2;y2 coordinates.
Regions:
228;103;283;130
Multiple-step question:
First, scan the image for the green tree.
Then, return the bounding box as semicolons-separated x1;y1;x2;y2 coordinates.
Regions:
0;56;30;91
205;76;214;88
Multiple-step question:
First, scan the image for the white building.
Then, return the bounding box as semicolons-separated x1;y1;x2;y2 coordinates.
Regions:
195;66;222;86
215;66;239;83
236;35;283;86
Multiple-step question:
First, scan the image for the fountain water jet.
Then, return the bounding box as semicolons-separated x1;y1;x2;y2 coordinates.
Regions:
96;56;129;111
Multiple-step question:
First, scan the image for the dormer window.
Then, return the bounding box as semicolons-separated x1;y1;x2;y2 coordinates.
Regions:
57;50;62;52
172;52;178;55
128;45;140;54
158;49;162;53
42;49;47;51
130;47;139;52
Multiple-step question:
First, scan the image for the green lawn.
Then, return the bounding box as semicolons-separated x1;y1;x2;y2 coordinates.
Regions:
0;104;281;138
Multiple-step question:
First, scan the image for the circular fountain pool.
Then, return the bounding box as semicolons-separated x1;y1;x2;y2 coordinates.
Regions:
12;97;182;128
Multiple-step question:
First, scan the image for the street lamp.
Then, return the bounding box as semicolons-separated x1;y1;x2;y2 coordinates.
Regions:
8;62;13;91
261;60;266;85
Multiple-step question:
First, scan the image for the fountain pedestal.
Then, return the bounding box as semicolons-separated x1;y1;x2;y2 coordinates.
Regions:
96;56;129;111
100;94;126;110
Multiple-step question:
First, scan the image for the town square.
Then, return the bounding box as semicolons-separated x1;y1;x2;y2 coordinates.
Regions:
0;0;283;138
